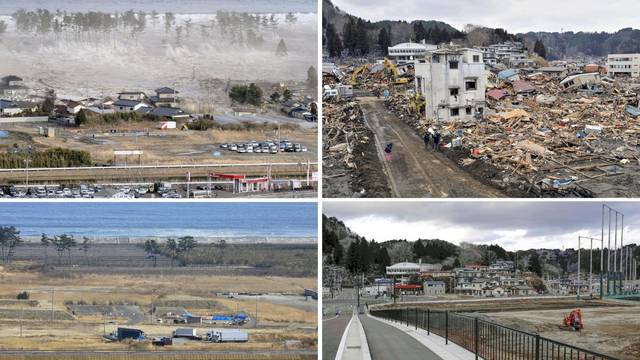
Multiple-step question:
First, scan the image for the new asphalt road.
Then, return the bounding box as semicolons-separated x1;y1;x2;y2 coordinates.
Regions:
359;314;443;360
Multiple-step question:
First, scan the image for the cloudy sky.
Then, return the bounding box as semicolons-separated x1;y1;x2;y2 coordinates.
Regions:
332;0;637;33
323;201;639;251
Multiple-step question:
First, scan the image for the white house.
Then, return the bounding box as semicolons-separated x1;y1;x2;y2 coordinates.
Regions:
606;53;640;78
388;40;438;64
415;48;487;122
117;91;147;101
423;280;446;295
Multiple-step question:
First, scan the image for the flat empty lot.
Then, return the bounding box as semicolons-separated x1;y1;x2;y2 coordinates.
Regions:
485;303;640;360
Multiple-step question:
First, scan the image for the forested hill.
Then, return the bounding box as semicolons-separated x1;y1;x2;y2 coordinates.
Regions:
518;29;640;60
323;0;640;60
322;0;463;57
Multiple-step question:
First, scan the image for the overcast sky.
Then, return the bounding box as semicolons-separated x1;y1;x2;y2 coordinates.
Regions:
331;0;638;33
323;201;639;251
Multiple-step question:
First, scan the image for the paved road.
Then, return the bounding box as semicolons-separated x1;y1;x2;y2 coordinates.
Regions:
323;313;352;360
359;314;443;360
361;97;503;198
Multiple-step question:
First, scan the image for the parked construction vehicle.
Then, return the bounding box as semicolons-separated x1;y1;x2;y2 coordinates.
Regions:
563;309;584;331
351;64;369;86
383;58;410;85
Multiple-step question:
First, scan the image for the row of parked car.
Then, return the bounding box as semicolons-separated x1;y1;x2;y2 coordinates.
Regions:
1;184;104;198
219;140;308;154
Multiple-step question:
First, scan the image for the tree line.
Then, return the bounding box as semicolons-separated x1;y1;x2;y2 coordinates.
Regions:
143;237;198;267
39;233;90;264
0;148;92;169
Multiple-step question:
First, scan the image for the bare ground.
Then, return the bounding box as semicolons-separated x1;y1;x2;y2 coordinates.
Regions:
360;97;504;198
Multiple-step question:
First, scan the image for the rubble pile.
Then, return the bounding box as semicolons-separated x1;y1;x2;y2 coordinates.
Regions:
323;97;369;169
383;77;640;196
322;96;391;197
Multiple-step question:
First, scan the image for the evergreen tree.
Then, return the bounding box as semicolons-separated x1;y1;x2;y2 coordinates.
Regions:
325;22;343;57
534;39;547;58
528;252;543;277
413;22;427;42
333;243;344;265
377;27;391;55
276;38;288;56
453;257;461;268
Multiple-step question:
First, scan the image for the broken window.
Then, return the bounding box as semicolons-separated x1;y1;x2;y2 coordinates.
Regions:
465;80;477;91
449;88;459;96
466;107;472;115
450;108;459;116
432;55;440;63
449;61;459;69
473;55;480;62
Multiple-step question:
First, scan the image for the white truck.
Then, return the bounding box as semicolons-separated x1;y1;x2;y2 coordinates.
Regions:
173;328;199;339
206;329;249;343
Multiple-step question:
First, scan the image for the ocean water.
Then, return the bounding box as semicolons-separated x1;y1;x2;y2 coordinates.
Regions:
0;202;317;238
0;0;316;15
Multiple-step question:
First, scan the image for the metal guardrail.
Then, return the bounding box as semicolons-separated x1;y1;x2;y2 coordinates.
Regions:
371;308;618;360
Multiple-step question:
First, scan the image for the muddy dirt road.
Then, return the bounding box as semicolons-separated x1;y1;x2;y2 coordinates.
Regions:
360;98;504;198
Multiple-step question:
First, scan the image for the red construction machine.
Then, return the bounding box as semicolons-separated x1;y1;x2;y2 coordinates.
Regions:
563;309;584;331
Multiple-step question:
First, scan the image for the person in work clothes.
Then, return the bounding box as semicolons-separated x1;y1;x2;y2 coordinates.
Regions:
433;130;441;151
423;131;430;148
384;143;393;161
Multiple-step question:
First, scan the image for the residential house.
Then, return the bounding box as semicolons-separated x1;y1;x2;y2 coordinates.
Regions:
114;99;151;113
117;91;147;101
423;280;446;295
150;87;179;107
538;67;568;79
63;100;85;114
414;47;487;122
148;107;190;120
0;99;23;116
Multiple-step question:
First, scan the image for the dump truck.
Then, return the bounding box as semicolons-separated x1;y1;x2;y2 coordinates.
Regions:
206;329;249;343
173;328;200;339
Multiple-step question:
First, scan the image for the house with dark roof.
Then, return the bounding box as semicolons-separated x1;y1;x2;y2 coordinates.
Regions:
148;107;190;120
0;99;22;116
150;87;179;107
114;99;151;112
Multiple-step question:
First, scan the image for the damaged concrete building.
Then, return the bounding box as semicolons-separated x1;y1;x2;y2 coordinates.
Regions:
414;48;487;122
607;53;640;78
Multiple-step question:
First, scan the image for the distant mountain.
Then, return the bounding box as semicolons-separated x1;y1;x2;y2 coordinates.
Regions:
518;28;640;60
323;0;640;60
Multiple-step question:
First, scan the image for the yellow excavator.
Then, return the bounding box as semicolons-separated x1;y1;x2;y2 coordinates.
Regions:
408;92;426;115
350;64;369;86
383;58;410;85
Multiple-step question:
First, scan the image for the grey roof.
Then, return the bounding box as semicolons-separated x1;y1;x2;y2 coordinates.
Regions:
135;106;153;114
0;99;17;109
149;107;188;118
155;87;178;94
114;99;142;107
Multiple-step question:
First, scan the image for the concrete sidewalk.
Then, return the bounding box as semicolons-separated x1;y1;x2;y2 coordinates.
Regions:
366;313;481;360
336;313;371;360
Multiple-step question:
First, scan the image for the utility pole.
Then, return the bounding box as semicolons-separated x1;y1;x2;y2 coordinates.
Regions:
255;294;259;327
50;288;54;323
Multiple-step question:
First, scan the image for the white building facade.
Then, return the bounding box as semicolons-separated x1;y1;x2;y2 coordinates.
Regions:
607;53;640;78
415;48;487;122
388;41;437;64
